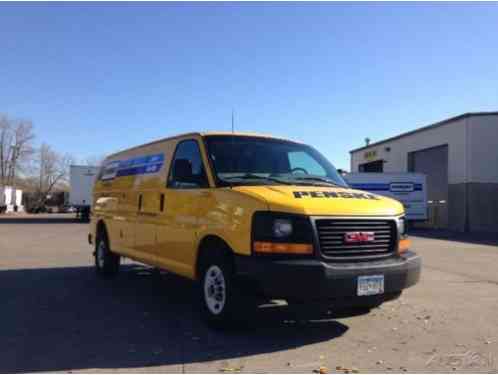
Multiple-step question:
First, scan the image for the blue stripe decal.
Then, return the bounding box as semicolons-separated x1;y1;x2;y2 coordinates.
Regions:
350;183;423;192
351;183;390;191
102;153;164;180
116;163;163;177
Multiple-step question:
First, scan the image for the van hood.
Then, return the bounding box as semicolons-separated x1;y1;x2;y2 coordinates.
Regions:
234;185;404;216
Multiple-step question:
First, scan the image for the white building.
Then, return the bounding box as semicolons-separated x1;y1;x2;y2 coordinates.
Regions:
350;112;498;233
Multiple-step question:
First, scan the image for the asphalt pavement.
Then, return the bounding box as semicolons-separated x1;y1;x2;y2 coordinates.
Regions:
1;214;497;373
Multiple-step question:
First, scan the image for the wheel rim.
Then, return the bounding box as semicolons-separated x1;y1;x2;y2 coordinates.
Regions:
97;241;106;268
203;265;226;315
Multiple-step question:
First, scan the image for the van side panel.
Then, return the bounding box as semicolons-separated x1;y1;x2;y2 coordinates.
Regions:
92;139;175;259
92;134;267;281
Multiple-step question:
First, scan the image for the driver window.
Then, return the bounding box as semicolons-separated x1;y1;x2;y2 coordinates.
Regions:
168;140;208;189
288;151;327;176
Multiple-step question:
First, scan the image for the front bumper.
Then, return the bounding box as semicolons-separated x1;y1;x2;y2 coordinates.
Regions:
234;251;421;304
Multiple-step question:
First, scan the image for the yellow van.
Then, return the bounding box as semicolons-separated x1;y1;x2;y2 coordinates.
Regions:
89;132;420;326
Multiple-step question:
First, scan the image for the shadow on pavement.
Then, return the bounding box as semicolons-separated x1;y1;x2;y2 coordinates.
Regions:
410;228;498;247
0;264;349;373
0;214;84;225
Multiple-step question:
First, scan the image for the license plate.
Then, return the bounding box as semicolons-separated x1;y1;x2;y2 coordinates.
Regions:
357;275;384;296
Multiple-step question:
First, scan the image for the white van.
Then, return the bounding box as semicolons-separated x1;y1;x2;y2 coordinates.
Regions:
344;173;427;221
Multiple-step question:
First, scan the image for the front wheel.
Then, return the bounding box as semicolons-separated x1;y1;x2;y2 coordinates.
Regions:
95;231;120;278
198;254;251;328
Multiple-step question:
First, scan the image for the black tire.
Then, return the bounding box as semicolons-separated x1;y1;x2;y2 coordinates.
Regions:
95;228;120;278
198;250;252;329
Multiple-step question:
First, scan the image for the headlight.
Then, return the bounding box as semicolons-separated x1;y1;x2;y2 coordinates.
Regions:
252;212;313;255
273;219;293;238
397;216;410;254
397;216;406;237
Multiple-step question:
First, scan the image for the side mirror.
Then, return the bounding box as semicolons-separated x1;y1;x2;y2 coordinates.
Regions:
173;158;193;182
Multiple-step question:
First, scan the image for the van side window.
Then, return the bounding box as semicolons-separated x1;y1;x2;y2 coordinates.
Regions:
168;140;209;189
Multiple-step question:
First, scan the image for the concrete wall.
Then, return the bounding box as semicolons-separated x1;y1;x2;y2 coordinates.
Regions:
468;115;498;183
467;183;498;232
466;115;498;231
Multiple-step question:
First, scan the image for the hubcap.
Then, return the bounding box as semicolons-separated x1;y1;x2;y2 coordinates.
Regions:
203;265;226;315
97;241;106;268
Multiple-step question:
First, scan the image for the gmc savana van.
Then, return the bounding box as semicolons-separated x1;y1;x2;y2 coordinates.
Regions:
90;132;421;326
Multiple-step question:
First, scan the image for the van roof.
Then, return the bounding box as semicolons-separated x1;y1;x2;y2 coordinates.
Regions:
106;131;304;159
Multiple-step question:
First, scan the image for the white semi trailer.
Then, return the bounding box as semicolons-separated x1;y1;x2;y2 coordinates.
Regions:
69;165;99;221
0;186;6;213
344;172;428;222
0;186;23;213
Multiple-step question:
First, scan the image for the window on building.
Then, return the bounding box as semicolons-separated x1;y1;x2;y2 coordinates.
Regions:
359;160;384;172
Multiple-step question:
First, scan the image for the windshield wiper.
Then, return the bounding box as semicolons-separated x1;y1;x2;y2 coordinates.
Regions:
221;174;292;185
292;176;343;187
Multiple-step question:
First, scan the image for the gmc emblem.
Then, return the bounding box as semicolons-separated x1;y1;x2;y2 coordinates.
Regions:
344;231;375;243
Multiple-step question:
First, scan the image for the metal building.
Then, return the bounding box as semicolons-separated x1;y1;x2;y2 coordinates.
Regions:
350;112;498;233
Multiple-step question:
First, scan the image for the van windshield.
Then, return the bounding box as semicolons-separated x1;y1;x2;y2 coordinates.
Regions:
204;135;348;187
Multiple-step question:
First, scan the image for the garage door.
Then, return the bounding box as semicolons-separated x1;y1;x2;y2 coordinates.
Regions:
408;145;449;229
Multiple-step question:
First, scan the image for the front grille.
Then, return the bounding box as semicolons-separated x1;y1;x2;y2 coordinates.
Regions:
315;219;396;258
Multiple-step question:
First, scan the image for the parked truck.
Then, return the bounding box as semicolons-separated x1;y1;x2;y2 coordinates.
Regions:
90;132;420;327
0;186;6;213
0;186;23;213
344;172;428;222
69;165;99;222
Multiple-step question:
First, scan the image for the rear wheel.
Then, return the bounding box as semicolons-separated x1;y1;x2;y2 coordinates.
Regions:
95;229;120;278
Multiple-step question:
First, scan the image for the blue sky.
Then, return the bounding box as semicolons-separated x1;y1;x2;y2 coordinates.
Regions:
1;3;497;169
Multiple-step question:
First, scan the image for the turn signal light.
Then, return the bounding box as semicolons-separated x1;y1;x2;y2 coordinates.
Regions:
398;238;411;254
253;241;313;254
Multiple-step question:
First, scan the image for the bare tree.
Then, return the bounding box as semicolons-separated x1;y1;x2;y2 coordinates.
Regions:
29;143;74;207
0;114;35;186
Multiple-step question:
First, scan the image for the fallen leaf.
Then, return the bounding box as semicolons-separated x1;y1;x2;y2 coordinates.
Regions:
219;366;243;373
